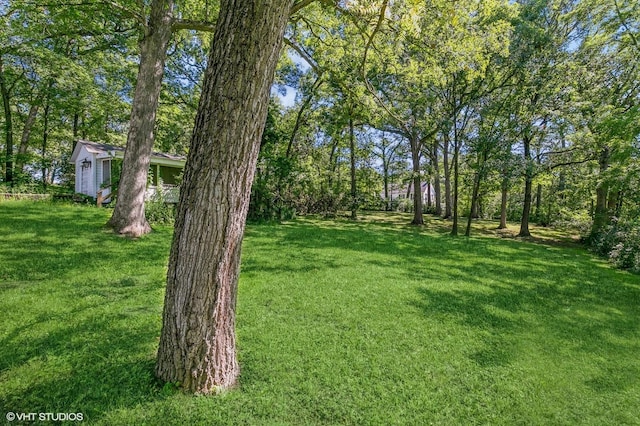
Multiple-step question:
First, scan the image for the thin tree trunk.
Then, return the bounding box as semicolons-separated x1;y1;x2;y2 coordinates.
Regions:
615;191;623;217
73;112;80;138
451;134;459;236
498;175;508;229
520;175;533;237
156;0;292;394
443;135;452;219
606;187;618;214
107;0;174;237
285;75;321;159
349;115;357;219
327;137;339;191
410;134;423;225
432;140;442;216
0;56;13;185
591;146;610;238
534;183;542;220
41;102;50;188
383;162;390;211
470;189;479;219
533;149;542;221
465;171;481;237
15;102;40;174
519;135;533;237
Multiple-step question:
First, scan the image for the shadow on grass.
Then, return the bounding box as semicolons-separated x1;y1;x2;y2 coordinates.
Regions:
244;216;640;393
0;202;171;421
243;215;580;282
0;313;163;421
416;280;640;397
2;204;639;422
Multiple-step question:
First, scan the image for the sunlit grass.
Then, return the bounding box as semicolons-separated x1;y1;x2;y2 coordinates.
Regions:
1;201;639;424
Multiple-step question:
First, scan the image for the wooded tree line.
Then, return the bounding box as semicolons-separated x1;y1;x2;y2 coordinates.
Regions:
250;0;639;246
2;0;638;239
1;0;638;253
1;0;639;392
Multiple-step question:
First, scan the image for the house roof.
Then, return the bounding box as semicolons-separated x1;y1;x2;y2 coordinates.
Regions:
71;140;186;166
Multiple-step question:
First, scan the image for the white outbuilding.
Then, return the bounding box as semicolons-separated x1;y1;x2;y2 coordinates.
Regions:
70;140;186;203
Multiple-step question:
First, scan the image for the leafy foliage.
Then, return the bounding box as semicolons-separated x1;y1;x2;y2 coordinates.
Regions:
589;217;640;273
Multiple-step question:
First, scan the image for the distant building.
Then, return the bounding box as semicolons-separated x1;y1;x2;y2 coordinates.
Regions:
382;181;436;205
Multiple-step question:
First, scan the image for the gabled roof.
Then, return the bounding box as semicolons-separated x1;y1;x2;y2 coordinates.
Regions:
71;140;186;167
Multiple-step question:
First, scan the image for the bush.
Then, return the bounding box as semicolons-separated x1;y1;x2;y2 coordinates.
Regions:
145;192;175;225
394;198;414;213
589;218;640;273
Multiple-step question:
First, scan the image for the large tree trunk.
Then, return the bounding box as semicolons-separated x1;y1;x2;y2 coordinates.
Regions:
0;56;13;185
156;0;292;394
107;0;174;237
410;135;423;225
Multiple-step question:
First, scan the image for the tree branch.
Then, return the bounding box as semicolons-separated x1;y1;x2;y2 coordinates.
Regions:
283;37;321;75
613;0;640;54
547;156;594;171
25;1;147;27
359;0;409;134
171;19;217;32
291;0;317;15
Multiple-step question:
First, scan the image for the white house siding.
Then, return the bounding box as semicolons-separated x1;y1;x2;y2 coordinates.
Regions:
75;145;96;197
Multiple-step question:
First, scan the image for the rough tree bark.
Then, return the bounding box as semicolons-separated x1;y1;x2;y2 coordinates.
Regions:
155;0;293;394
107;0;174;237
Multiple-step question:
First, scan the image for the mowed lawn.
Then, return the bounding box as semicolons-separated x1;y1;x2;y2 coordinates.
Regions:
1;201;639;425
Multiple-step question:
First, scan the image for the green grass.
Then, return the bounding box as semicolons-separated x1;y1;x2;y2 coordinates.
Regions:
1;202;639;425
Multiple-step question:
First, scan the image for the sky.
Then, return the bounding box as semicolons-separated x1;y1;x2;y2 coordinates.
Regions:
272;85;297;108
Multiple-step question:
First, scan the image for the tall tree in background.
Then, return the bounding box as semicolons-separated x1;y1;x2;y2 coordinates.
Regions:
1;0;136;185
155;0;293;393
106;0;176;236
574;0;640;239
105;0;221;236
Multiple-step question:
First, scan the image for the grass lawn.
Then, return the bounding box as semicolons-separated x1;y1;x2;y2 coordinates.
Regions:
1;201;639;425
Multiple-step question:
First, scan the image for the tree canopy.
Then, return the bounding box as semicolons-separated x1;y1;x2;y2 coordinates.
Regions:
1;0;637;239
